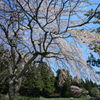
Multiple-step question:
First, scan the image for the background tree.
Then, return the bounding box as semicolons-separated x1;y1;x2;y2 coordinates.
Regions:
38;63;55;97
55;69;71;97
0;44;9;94
19;64;44;97
61;79;71;97
87;53;100;67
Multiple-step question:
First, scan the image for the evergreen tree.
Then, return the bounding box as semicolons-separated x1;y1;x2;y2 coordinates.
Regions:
20;65;44;97
55;69;71;97
38;62;55;97
62;79;71;97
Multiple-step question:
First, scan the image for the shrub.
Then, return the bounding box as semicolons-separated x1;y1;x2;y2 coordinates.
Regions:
81;88;89;97
90;87;100;97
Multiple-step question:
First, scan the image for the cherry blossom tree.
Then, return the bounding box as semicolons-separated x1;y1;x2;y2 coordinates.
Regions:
0;0;100;100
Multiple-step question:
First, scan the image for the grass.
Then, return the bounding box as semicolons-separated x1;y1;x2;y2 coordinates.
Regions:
0;94;99;100
39;97;99;100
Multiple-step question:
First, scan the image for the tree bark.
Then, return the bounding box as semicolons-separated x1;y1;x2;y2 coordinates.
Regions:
8;76;19;100
9;82;16;100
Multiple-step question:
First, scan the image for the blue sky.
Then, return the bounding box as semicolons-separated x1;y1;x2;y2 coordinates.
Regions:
0;0;99;84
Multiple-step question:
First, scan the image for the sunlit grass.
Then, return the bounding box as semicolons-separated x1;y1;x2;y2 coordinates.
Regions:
0;94;99;100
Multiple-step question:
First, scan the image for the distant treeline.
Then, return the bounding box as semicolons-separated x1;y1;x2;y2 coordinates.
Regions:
0;62;99;98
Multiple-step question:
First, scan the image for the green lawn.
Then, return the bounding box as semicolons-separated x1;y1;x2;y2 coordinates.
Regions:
0;95;99;100
38;97;99;100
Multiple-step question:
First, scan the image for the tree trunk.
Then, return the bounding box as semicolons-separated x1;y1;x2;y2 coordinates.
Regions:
8;82;16;100
8;76;20;100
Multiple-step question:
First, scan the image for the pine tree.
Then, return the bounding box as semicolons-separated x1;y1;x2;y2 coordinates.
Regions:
38;62;55;97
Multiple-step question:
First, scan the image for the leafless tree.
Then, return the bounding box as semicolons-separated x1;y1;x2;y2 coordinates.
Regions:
0;0;100;100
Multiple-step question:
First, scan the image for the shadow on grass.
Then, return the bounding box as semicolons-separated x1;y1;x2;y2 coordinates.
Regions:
0;94;100;100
